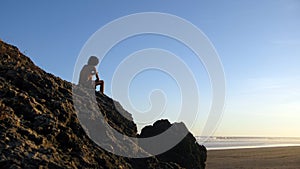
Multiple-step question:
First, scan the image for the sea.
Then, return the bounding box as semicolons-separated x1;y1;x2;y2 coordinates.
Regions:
196;136;300;150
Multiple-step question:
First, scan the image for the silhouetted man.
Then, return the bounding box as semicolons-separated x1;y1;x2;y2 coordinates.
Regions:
79;56;104;93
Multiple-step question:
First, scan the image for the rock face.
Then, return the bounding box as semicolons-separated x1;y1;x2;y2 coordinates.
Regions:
139;120;207;169
0;40;206;169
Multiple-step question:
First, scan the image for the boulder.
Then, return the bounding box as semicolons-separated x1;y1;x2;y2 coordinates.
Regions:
139;119;207;169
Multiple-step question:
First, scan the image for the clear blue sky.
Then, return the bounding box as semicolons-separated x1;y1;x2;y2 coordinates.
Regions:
1;0;300;137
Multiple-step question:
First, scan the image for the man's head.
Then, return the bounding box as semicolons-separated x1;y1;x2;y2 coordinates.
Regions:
88;56;99;66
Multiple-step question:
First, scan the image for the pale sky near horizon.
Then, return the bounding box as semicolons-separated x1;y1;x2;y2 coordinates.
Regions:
1;0;300;137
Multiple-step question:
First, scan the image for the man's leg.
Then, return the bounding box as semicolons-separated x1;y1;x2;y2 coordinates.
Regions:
95;80;104;93
100;80;104;93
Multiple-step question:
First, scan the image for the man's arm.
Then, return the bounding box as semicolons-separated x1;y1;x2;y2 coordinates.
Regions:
94;67;100;81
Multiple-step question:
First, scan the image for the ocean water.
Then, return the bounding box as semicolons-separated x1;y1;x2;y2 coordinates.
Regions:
196;136;300;150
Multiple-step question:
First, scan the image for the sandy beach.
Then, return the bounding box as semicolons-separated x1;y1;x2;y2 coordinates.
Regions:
206;146;300;169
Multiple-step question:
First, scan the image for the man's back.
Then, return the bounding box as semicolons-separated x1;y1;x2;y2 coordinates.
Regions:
79;64;95;87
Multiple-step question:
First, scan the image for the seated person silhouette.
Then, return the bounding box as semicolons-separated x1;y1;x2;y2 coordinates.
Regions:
79;56;104;93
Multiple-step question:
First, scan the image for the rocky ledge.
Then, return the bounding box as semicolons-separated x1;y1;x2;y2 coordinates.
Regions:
0;40;206;169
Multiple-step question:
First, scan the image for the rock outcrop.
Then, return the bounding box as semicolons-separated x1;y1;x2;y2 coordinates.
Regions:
0;40;206;168
139;120;207;169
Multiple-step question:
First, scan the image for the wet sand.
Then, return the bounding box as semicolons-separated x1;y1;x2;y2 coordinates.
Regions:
206;146;300;169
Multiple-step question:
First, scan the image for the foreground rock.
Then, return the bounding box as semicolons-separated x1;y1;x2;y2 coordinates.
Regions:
139;120;207;169
0;40;206;168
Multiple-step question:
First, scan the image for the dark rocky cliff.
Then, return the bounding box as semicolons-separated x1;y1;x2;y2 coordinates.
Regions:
139;120;207;169
0;40;206;169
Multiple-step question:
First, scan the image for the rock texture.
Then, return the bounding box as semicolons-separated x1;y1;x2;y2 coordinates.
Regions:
139;120;207;169
0;40;206;169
